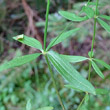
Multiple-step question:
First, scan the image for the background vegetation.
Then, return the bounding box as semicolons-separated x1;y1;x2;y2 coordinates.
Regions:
0;0;110;110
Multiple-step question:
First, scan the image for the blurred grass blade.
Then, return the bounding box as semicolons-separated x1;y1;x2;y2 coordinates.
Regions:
82;6;94;18
85;93;89;103
60;55;88;63
13;34;42;50
59;11;88;22
65;85;83;92
94;59;110;70
96;88;109;95
37;107;54;110
99;15;110;20
97;18;110;33
0;53;41;72
91;61;104;79
26;100;31;110
47;51;96;95
47;28;80;50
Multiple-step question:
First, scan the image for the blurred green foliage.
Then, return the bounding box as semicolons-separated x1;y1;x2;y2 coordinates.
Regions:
0;0;110;110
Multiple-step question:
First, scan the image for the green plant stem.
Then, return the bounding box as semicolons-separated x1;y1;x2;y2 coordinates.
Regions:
77;0;99;109
88;18;97;81
90;18;97;58
44;0;50;51
88;0;90;3
45;55;66;110
77;93;87;110
88;61;92;81
88;0;99;80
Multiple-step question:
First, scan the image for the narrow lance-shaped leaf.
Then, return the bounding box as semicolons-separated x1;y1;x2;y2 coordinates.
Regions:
60;55;88;63
65;85;83;92
94;58;110;70
37;107;54;110
59;11;88;22
87;2;104;6
0;53;41;72
97;18;110;33
47;51;96;95
82;6;94;18
91;61;104;79
13;34;43;50
99;15;110;20
47;28;80;50
36;22;45;27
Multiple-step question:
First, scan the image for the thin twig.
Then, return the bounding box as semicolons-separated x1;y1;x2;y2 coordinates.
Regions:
45;55;66;110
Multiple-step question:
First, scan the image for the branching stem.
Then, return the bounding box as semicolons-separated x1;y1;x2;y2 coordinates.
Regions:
88;0;99;80
77;0;99;109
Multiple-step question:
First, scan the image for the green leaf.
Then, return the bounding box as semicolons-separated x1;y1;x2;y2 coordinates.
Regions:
46;28;80;50
87;2;105;7
91;61;104;79
13;34;42;50
37;107;54;110
97;18;110;33
94;59;110;70
59;11;88;22
99;15;110;20
60;55;88;63
65;85;83;92
47;51;96;95
26;100;31;110
82;6;94;18
0;53;41;72
96;88;109;95
36;22;45;27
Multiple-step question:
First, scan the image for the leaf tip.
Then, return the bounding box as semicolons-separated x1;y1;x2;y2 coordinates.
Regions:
58;10;65;16
58;10;62;14
13;34;24;40
102;75;105;79
93;90;96;95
